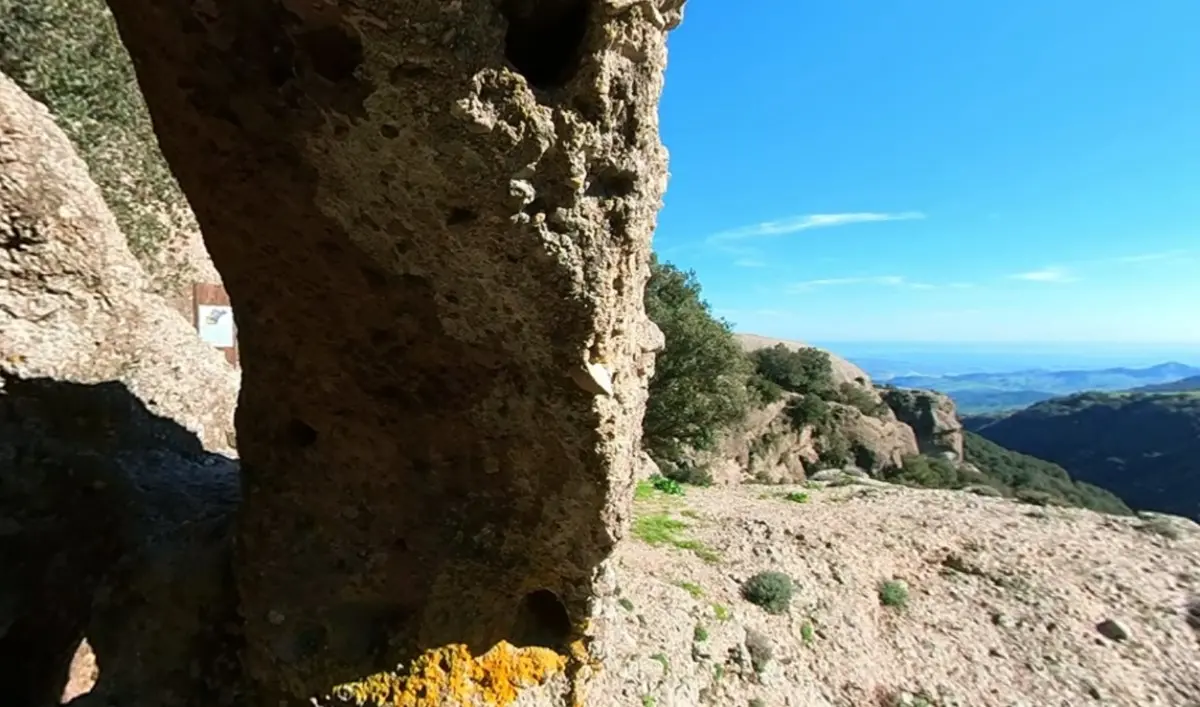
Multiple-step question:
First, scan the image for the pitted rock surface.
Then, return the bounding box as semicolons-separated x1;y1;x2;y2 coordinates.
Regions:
101;0;684;700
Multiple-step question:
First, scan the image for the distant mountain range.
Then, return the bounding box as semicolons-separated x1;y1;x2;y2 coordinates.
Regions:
966;390;1200;520
876;362;1200;414
1129;374;1200;393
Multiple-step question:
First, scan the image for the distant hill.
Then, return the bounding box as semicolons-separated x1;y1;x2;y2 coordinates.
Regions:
969;391;1200;520
883;362;1200;414
1129;375;1200;393
961;431;1131;515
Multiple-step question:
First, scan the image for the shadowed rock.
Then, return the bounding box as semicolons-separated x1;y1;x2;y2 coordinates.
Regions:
0;373;241;707
98;0;683;701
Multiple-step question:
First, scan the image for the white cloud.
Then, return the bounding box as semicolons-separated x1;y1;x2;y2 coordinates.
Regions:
708;211;925;243
1009;267;1076;283
789;275;909;292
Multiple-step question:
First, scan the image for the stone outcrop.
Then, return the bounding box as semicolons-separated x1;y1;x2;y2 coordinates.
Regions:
0;373;241;706
90;0;685;703
0;72;243;705
828;402;920;473
708;335;919;479
880;386;965;461
693;398;816;485
0;73;239;453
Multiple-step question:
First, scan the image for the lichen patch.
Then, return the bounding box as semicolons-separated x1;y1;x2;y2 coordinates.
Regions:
327;641;566;706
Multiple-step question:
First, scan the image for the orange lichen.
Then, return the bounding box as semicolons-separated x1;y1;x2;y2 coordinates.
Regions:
329;641;565;706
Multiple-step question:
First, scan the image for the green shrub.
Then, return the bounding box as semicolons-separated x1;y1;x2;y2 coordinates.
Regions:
643;257;751;463
650;474;685;496
878;580;908;608
751;344;835;396
783;491;809;503
885;455;961;488
784;394;831;430
741;571;794;615
835;382;887;416
817;431;852;468
748;374;784;404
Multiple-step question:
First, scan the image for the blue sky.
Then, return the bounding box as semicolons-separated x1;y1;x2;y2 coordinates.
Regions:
652;2;1200;345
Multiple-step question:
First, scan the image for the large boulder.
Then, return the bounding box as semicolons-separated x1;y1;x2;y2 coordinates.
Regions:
0;373;240;706
0;73;238;453
880;386;965;461
0;71;243;705
97;0;686;703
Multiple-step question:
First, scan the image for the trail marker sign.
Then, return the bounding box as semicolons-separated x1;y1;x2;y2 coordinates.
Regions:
193;283;239;367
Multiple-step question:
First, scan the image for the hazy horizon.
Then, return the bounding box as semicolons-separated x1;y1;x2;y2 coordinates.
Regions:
737;332;1200;375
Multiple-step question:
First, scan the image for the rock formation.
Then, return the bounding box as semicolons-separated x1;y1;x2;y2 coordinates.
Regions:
0;73;239;453
880;387;965;462
706;334;919;481
93;0;685;703
1;70;242;706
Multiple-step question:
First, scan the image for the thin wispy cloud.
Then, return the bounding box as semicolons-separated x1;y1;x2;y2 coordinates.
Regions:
708;211;925;243
1107;249;1190;264
1009;267;1076;283
788;275;946;292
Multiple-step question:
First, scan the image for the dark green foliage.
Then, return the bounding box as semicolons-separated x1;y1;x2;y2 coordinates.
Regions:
881;433;1131;515
750;345;835;396
741;571;794;615
817;429;852;468
747;374;784;404
885;455;961;488
0;0;193;260
658;460;714;487
971;391;1200;518
643;257;752;464
650;474;684;496
834;382;887;417
783;394;830;430
877;580;908;609
963;431;1132;515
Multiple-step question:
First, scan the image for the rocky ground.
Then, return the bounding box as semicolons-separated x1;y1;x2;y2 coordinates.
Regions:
584;476;1200;707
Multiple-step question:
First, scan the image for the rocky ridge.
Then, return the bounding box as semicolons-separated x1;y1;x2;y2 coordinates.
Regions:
691;334;970;485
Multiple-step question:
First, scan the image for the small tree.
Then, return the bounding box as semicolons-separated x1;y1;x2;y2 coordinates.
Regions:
643;256;751;464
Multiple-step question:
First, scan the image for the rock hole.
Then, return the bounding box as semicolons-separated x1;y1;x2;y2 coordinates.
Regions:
297;25;363;83
510;589;572;649
286;419;318;448
500;0;591;89
522;196;548;218
586;167;637;198
379;123;400;139
445;207;479;226
389;62;434;84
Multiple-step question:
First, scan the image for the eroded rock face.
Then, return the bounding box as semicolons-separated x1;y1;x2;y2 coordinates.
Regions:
0;73;239;453
880;387;965;462
101;0;684;700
